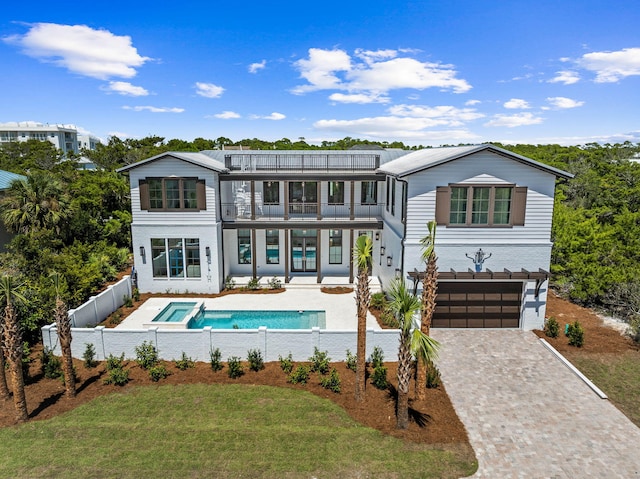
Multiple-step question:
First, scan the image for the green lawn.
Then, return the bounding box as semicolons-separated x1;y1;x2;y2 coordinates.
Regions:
566;350;640;426
0;384;477;479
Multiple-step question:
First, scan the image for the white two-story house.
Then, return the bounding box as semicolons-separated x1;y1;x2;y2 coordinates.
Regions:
118;144;571;330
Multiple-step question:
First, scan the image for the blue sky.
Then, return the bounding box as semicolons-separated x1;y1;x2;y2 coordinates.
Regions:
1;0;639;147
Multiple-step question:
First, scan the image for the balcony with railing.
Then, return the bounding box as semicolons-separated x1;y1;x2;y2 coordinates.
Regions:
221;202;383;222
224;153;380;172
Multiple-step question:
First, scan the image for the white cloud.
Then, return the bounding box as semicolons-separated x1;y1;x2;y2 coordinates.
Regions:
108;131;134;139
578;47;640;82
248;60;266;73
388;104;484;124
195;82;225;98
504;98;531;109
548;70;580;85
103;81;148;96
212;111;241;119
314;116;479;141
251;112;286;120
292;47;471;96
122;105;184;113
485;112;544;128
328;92;390;104
465;99;481;106
3;23;150;80
544;97;584;109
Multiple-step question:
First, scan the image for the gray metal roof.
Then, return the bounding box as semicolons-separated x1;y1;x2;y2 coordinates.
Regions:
0;170;26;190
377;144;573;179
117;151;227;173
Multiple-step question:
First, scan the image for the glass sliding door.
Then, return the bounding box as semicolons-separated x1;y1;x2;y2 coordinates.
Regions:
291;230;317;272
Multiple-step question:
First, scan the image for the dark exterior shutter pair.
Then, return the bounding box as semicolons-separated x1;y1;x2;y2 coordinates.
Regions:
434;185;527;226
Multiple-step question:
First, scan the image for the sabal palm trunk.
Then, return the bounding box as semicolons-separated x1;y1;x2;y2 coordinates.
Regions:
397;330;413;429
0;346;10;400
355;268;370;402
417;253;438;400
55;298;75;398
3;305;28;422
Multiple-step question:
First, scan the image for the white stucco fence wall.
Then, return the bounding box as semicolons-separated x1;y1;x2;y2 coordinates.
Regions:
67;276;133;328
41;324;401;363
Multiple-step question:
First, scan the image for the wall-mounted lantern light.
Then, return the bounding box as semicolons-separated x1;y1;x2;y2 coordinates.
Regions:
380;246;385;256
386;256;392;267
206;246;211;263
139;246;145;258
375;232;380;241
395;268;401;277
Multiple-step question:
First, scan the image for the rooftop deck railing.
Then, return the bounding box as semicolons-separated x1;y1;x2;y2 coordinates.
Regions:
224;153;380;172
221;202;383;222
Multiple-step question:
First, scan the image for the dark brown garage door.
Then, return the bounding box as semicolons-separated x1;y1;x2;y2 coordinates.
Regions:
432;281;522;328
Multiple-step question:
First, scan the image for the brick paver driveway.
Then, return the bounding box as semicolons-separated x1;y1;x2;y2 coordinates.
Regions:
432;330;640;478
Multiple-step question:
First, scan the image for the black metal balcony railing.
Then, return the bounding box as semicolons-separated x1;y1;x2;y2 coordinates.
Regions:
224;153;380;172
221;202;383;222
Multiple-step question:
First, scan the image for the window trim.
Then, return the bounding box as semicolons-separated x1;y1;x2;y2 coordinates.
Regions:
436;184;527;227
139;177;206;212
150;238;201;278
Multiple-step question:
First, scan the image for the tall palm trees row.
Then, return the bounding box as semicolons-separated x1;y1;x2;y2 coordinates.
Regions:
352;223;440;430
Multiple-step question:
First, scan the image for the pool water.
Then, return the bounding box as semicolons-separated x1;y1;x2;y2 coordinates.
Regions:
153;302;198;322
188;309;326;329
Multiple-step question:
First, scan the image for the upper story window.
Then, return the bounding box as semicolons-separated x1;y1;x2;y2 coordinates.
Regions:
263;181;279;205
139;177;205;211
361;181;377;205
436;184;527;227
328;181;344;205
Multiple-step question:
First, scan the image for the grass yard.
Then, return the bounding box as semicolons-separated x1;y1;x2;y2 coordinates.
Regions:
0;384;476;479
564;350;640;426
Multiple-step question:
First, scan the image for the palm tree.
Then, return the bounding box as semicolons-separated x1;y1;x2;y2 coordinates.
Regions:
0;275;28;422
52;273;75;398
353;234;373;402
417;221;438;400
0;170;70;235
0;321;10;400
388;278;440;429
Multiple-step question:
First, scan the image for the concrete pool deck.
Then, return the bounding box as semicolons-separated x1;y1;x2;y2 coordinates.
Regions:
117;288;381;330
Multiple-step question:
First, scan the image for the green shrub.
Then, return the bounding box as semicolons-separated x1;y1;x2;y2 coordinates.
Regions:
175;352;195;371
149;364;170;382
320;368;341;393
380;307;399;328
106;353;125;371
246;277;260;290
345;350;357;372
279;353;293;374
225;275;236;290
83;343;98;368
370;365;388;390
108;311;122;326
104;366;129;386
567;321;585;347
268;276;282;289
123;295;133;308
227;356;244;379
544;316;560;338
369;346;384;368
135;341;159;369
247;349;265;372
309;347;330;375
41;347;62;380
370;292;387;310
132;287;140;302
425;360;441;389
288;365;310;384
210;348;223;372
628;317;640;343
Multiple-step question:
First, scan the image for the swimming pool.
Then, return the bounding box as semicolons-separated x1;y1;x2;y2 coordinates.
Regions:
188;309;326;329
152;302;198;322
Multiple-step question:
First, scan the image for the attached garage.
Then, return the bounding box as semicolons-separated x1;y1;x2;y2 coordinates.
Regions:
432;281;523;328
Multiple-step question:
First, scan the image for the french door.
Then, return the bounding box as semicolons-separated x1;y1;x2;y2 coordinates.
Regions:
291;230;317;272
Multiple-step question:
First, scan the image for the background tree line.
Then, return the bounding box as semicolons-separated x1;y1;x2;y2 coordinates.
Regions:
1;136;639;343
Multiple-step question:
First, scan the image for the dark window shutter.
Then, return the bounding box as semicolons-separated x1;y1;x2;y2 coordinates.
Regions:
435;186;450;225
512;186;527;226
197;179;206;210
139;179;149;210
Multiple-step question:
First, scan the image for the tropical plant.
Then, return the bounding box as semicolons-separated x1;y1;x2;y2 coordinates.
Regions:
308;347;330;375
83;343;97;368
387;278;440;429
345;349;357;372
278;353;293;373
174;352;195;370
353;234;372;402
247;349;265;371
227;356;244;379
320;368;341;393
417;220;438;401
0;275;29;422
209;348;223;372
135;341;159;369
52;273;75;398
0;319;9;400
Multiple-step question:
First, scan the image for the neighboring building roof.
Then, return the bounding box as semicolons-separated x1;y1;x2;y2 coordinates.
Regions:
378;144;574;179
0;170;26;190
117;151;228;173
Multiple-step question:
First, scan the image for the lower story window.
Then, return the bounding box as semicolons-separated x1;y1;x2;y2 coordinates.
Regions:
151;238;201;278
266;229;279;264
238;229;251;264
329;230;342;264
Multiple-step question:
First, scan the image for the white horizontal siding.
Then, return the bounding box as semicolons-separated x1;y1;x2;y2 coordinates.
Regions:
128;158;219;225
